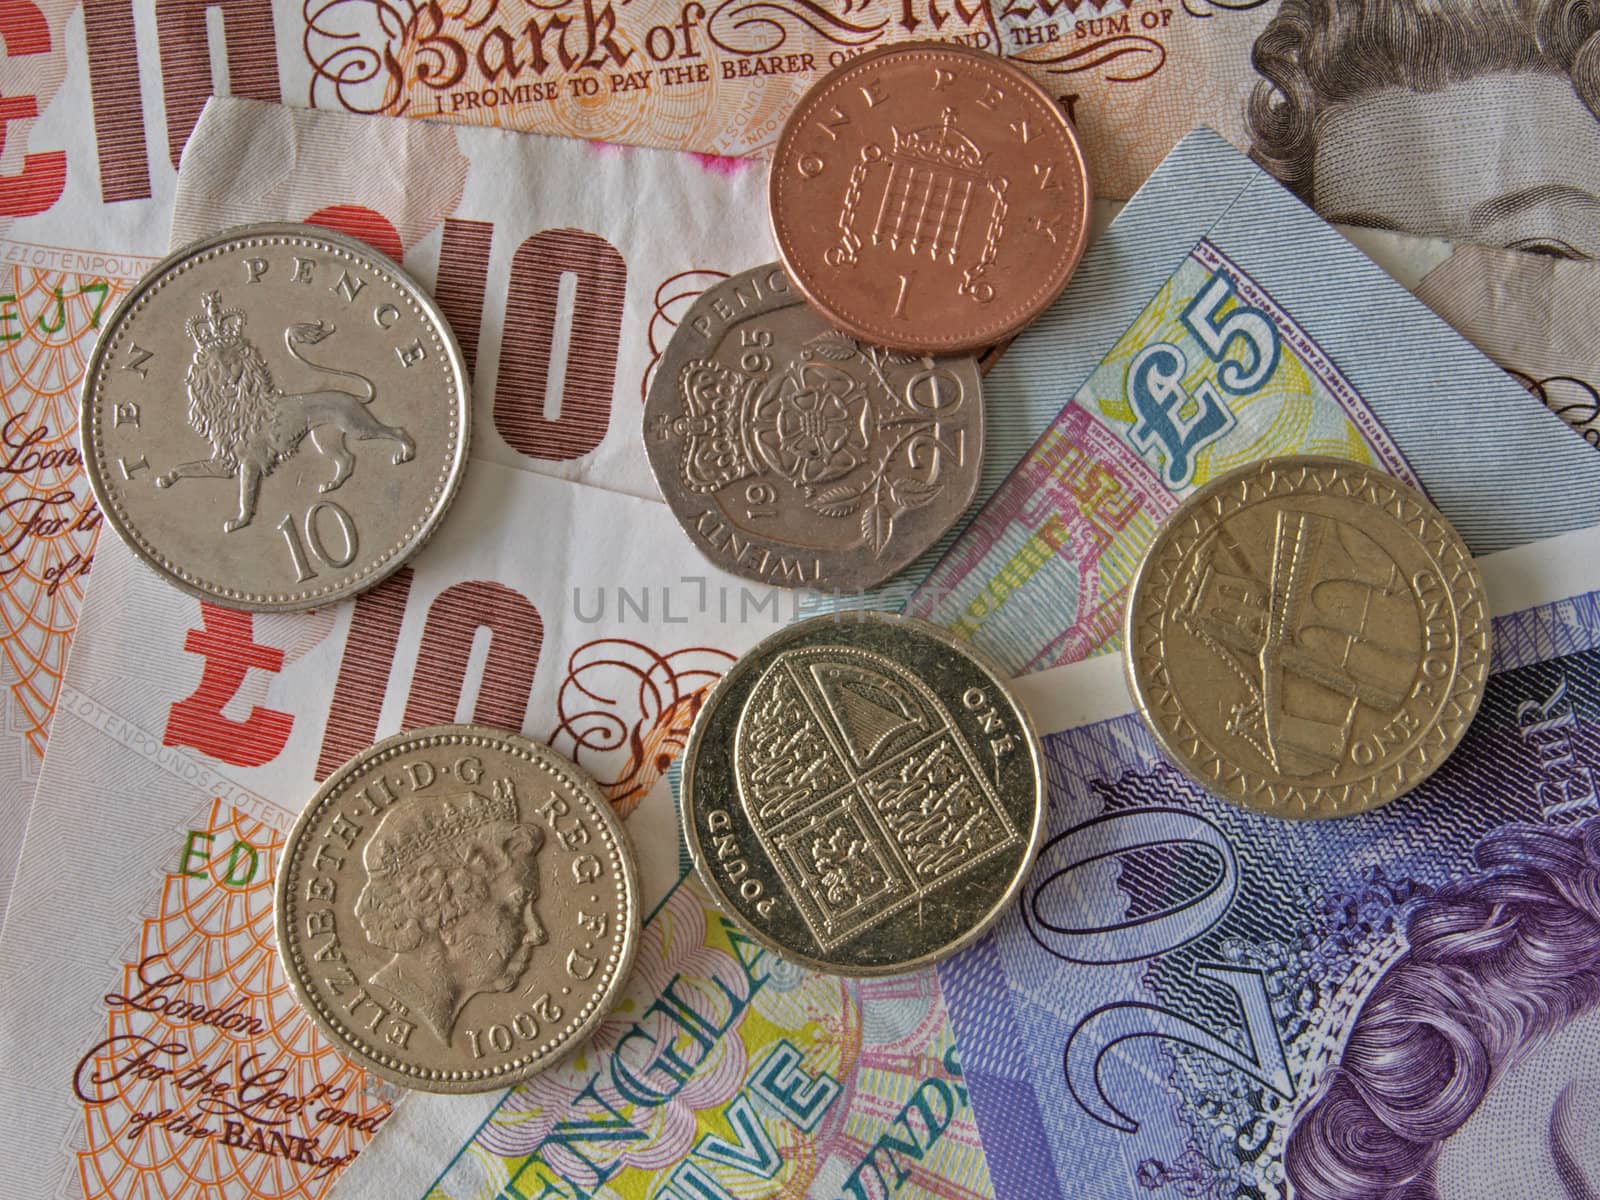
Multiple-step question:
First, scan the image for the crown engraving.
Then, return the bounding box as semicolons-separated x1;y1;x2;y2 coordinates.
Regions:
373;785;519;877
671;359;761;493
186;291;247;349
890;108;986;175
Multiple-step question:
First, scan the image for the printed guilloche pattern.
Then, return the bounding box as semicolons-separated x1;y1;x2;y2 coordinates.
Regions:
0;459;998;1200
939;527;1600;1200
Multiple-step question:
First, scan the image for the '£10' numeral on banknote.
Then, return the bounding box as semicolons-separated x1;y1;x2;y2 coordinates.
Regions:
161;569;542;777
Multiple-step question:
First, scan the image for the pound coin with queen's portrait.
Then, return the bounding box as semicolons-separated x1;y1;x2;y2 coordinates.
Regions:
274;726;640;1093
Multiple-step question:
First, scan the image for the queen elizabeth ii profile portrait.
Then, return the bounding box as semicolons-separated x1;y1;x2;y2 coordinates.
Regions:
353;789;548;1043
1285;818;1600;1199
1248;0;1600;258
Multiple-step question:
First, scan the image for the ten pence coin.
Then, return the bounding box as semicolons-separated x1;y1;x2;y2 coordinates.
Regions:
769;43;1092;355
275;725;641;1093
81;223;470;611
681;612;1045;975
1123;456;1491;819
643;263;984;591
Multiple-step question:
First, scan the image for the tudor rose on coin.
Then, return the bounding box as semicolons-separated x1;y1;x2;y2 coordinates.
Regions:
682;612;1044;975
275;725;640;1093
769;43;1091;356
82;223;470;611
1124;456;1491;820
644;263;984;591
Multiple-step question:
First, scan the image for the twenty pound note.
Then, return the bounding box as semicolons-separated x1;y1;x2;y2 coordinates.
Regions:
957;522;1600;1200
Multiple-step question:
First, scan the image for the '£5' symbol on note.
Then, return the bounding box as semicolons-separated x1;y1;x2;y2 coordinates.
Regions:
1125;342;1237;490
1126;270;1281;490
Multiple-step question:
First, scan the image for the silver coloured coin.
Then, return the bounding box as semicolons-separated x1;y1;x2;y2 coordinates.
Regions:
682;611;1045;976
81;223;470;611
644;264;984;592
275;725;641;1093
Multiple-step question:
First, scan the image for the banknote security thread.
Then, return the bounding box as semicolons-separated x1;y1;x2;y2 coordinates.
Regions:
81;223;471;612
274;725;641;1093
681;611;1046;975
1123;455;1491;820
644;262;985;591
769;42;1092;356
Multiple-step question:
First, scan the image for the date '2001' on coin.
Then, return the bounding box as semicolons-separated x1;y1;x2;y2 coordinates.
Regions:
275;725;641;1093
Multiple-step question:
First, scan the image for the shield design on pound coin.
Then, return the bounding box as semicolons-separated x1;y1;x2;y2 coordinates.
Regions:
732;646;1021;951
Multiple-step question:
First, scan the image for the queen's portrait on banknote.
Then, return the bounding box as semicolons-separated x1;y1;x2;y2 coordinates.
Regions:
1284;818;1600;1199
1248;0;1600;257
354;791;550;1042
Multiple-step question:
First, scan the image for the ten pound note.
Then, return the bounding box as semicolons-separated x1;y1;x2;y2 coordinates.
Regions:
0;459;1007;1200
6;0;1600;922
0;95;778;923
974;522;1600;1200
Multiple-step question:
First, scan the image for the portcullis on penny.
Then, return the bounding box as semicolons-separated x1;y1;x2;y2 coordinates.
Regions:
769;43;1092;356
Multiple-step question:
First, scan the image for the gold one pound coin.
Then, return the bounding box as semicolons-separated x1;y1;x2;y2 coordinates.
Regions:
682;612;1045;975
1123;456;1490;819
275;725;640;1092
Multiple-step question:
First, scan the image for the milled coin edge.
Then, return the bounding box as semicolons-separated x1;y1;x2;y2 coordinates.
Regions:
681;609;1047;976
1121;454;1492;820
273;723;641;1094
80;221;473;613
767;41;1094;355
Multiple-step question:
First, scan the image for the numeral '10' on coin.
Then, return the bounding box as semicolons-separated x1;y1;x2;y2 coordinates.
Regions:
81;223;471;611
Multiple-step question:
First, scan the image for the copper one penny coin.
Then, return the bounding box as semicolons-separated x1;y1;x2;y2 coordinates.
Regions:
769;43;1091;355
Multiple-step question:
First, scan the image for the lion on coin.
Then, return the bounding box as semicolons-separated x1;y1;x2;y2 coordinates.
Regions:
156;290;415;533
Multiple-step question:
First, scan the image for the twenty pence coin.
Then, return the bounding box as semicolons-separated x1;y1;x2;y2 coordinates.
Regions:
81;223;470;611
644;263;984;591
275;725;640;1093
1123;456;1491;819
682;612;1045;975
769;43;1091;355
